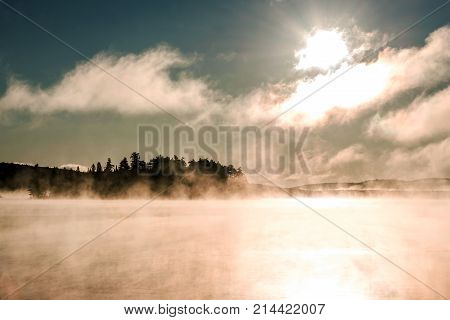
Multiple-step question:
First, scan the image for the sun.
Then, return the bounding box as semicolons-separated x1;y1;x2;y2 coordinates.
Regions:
295;30;349;71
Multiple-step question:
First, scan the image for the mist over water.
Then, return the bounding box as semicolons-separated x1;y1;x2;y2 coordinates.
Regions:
0;198;449;299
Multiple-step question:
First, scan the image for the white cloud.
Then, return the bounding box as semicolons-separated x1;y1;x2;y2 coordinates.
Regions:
0;46;218;115
1;26;448;128
302;138;450;182
327;144;368;169
368;86;450;143
280;60;392;124
381;26;450;97
276;25;450;125
384;137;450;179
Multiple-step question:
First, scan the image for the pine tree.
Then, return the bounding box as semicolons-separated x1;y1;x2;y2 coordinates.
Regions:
130;152;140;173
104;158;113;173
119;157;130;171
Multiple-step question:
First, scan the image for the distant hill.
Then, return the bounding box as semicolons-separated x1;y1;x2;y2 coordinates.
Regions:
294;179;450;191
286;178;450;198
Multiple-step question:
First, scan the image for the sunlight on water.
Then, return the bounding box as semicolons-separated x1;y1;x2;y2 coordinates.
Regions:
283;276;368;300
0;197;449;299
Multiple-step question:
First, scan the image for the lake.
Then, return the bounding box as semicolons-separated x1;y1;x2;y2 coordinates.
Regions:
0;197;449;299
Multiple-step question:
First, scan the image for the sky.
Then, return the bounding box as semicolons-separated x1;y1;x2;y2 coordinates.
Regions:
0;0;449;184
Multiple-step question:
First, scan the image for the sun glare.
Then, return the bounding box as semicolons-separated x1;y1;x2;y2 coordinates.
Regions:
295;30;349;71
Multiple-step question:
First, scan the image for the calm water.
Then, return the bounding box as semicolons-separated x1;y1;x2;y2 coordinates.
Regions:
0;198;449;299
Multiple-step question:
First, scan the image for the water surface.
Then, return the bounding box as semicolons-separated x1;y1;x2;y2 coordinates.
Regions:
0;198;449;299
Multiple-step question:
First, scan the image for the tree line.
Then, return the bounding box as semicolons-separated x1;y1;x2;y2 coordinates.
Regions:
0;153;244;199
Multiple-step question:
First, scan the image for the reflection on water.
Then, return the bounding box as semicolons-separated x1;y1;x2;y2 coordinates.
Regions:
0;198;449;299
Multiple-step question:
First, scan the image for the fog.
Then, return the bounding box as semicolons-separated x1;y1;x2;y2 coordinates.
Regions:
0;198;449;299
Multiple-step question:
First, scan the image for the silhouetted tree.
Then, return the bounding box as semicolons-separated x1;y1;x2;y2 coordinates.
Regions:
130;152;140;174
0;155;245;199
104;158;114;173
139;160;146;173
119;157;130;171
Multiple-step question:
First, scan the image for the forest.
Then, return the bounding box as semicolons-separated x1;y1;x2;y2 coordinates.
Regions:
0;153;245;198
